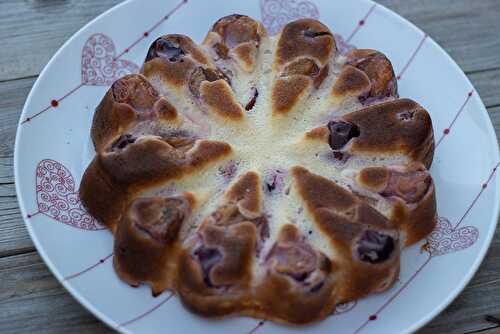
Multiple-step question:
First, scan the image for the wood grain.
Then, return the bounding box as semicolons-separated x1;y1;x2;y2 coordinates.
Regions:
378;0;500;74
478;328;500;334
0;0;121;82
0;0;499;81
0;77;35;258
470;69;500;109
0;251;114;334
0;0;499;333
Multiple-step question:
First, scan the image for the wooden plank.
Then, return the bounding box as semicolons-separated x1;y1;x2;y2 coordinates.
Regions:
0;191;33;258
0;76;34;184
0;77;36;257
490;106;500;146
0;251;114;334
378;0;500;74
475;327;500;334
0;0;121;81
469;69;500;109
0;0;499;81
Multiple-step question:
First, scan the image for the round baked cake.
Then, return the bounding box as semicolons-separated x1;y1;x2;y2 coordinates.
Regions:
80;14;437;325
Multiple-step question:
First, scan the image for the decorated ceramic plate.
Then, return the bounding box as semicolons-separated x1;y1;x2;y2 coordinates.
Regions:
14;0;500;333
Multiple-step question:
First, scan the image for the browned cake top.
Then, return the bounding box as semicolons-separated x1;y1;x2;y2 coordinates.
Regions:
275;19;335;67
80;14;437;325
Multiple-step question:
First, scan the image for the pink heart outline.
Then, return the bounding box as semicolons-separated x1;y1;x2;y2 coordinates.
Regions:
260;0;320;35
427;217;479;257
35;159;104;231
81;33;140;86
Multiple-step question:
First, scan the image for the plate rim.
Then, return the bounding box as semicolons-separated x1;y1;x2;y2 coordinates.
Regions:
13;0;500;333
14;0;135;331
368;5;500;334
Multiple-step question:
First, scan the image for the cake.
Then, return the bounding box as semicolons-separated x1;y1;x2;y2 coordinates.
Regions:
80;14;437;324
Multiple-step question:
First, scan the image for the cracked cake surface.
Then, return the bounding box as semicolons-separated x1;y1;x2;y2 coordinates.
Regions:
80;14;437;325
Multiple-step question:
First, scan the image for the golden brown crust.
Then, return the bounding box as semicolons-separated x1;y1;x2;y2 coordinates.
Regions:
153;98;178;121
354;163;437;246
90;74;185;155
80;15;438;326
211;15;261;48
358;167;390;192
113;194;194;295
271;19;336;116
272;76;310;115
275;19;335;67
331;65;371;98
143;57;196;89
80;139;231;229
304;126;329;141
142;34;212;93
143;34;246;123
224;171;262;218
305;99;434;167
79;158;129;230
292;166;389;232
91;74;160;151
255;224;337;324
291;166;400;301
331;49;397;106
205;14;266;73
200;80;245;120
91;91;136;152
343;99;434;166
233;42;257;71
346;49;398;99
399;182;436;245
177;221;256;317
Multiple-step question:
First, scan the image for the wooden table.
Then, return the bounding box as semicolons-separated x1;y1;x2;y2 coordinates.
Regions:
0;1;499;333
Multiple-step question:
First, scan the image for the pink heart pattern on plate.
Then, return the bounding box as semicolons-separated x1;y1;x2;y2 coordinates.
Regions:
427;217;479;257
81;33;139;86
35;159;103;230
260;0;320;35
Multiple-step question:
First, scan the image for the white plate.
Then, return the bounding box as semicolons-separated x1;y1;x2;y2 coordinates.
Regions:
14;0;500;333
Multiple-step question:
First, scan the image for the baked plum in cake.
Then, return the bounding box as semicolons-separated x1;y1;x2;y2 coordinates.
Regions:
80;14;437;325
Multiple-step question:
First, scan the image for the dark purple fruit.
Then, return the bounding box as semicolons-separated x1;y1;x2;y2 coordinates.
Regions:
245;88;258;111
356;230;395;264
194;246;223;287
303;28;331;38
327;121;360;150
110;134;136;151
146;37;185;62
